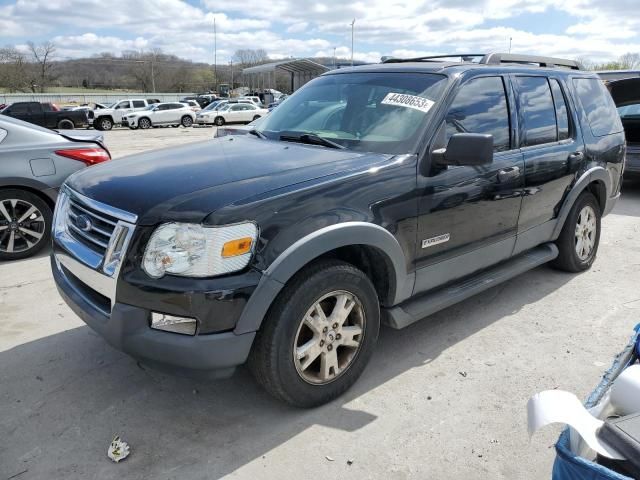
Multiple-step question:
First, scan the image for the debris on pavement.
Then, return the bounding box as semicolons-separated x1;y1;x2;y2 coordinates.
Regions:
458;371;468;378
325;455;334;462
347;459;354;466
107;435;131;463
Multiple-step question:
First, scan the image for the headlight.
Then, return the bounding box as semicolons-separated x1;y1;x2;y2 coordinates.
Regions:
142;222;257;278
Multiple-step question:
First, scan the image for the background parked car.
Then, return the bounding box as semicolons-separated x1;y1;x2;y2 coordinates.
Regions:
183;100;201;113
0;115;110;260
122;102;195;129
1;102;90;130
93;98;156;131
206;102;267;126
214;116;264;137
606;76;640;179
239;96;263;107
195;99;255;125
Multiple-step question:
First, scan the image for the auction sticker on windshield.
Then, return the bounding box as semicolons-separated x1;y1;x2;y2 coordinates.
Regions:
381;93;435;113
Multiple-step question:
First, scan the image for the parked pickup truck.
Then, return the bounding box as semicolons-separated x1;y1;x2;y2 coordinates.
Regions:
52;53;625;407
1;102;90;130
93;98;160;131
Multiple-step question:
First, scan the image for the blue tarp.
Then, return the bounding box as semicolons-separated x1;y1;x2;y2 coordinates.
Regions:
552;326;640;480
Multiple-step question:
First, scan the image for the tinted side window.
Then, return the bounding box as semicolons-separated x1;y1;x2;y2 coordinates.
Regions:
550;79;570;140
9;103;29;114
132;100;146;108
446;76;511;152
573;78;623;137
516;76;557;147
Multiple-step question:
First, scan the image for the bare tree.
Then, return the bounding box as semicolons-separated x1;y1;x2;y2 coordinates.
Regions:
232;49;269;66
0;47;30;92
27;41;56;92
619;53;640;70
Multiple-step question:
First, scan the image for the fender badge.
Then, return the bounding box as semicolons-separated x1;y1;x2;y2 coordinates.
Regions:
422;233;450;249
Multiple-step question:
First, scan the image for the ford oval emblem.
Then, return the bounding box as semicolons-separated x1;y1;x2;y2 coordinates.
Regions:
75;214;93;232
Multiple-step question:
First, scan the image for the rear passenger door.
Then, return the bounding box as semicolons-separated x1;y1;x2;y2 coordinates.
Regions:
414;75;525;294
513;76;584;235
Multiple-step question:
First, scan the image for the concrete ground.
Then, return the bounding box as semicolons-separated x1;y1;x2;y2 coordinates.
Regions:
1;127;639;479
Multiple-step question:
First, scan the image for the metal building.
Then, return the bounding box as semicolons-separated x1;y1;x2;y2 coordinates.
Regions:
242;59;329;93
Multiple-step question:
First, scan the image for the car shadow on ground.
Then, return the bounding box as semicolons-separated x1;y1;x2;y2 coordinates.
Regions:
0;264;572;479
617;179;640;217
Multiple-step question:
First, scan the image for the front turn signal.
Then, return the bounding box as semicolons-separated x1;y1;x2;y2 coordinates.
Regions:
221;237;253;258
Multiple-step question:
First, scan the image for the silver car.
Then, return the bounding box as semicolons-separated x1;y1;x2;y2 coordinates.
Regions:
0;115;111;260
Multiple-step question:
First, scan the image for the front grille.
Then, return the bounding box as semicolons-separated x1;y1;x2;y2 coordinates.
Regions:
66;196;119;256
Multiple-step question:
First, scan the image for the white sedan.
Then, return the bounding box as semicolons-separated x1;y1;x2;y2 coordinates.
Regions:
122;102;196;129
196;103;268;126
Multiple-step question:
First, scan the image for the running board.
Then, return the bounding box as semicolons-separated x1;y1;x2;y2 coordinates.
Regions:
383;243;559;329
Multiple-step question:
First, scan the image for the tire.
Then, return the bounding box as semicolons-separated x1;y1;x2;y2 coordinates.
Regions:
248;260;380;407
95;117;113;131
181;116;193;127
0;189;52;261
252;115;261;121
57;119;74;130
129;126;138;130
139;117;152;129
551;191;601;272
214;116;225;126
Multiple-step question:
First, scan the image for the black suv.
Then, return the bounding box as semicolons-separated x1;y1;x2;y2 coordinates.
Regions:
51;53;625;407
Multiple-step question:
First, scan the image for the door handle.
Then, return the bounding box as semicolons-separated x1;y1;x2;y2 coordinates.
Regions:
497;166;521;182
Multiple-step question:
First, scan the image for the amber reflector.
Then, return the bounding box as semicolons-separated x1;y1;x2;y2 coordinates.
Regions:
221;237;253;257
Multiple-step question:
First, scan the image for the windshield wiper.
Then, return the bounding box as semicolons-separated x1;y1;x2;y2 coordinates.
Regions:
248;129;266;139
280;133;346;150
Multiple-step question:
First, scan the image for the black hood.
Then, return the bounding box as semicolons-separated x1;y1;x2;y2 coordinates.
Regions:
67;135;391;225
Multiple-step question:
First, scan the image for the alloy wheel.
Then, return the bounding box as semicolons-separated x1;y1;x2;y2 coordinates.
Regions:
0;199;46;254
575;205;597;261
293;290;365;385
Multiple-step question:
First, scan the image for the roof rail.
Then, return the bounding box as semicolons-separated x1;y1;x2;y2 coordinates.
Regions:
382;52;583;70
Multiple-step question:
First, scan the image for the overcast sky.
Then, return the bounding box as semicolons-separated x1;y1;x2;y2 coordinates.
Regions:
1;0;638;64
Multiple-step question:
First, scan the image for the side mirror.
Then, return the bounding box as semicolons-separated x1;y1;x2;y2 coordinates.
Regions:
432;133;493;167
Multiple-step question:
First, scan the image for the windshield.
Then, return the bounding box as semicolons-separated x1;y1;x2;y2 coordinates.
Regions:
203;100;225;111
257;72;448;154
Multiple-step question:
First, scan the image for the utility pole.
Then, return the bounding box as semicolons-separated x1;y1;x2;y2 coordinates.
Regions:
150;55;156;93
230;59;234;92
333;47;337;68
214;17;217;93
509;37;513;53
350;19;356;66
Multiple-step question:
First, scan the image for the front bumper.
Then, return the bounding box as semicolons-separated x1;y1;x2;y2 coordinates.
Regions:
52;254;256;377
122;118;137;127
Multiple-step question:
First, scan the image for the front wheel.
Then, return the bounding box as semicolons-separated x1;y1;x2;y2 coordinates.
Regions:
551;191;601;272
95;117;113;131
248;260;380;407
181;115;193;127
0;189;52;261
214;116;225;126
139;117;152;129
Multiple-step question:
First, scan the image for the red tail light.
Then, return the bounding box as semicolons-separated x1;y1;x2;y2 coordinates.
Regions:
55;147;111;166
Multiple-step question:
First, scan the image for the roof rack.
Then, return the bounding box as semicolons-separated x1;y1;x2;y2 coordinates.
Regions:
382;53;583;70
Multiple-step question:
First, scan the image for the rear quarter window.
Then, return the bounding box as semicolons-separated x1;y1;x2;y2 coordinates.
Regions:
573;78;623;137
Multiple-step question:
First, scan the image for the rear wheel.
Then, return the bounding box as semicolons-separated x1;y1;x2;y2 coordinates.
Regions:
551;191;601;272
214;116;225;126
249;260;380;407
57;119;74;130
139;117;152;129
181;115;193;127
252;115;261;121
0;189;51;261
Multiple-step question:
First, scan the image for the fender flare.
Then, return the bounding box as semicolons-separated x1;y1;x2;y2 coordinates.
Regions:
551;167;611;240
234;222;413;334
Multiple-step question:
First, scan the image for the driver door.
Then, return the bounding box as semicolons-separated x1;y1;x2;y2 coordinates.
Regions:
413;75;525;294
